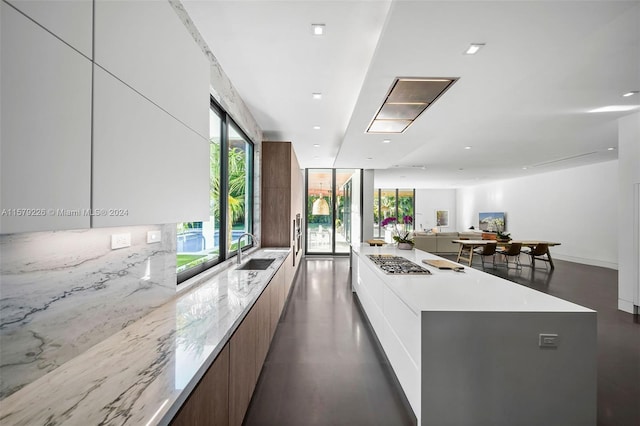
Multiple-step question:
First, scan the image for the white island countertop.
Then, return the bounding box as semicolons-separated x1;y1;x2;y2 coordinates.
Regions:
353;244;593;314
0;248;291;426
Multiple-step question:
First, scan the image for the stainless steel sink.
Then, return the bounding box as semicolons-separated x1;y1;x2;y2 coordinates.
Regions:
237;258;276;270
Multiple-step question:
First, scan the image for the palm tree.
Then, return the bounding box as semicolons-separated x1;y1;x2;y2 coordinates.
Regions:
210;142;248;248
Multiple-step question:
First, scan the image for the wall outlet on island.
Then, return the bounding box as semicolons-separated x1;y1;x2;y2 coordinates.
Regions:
111;233;131;250
539;333;559;348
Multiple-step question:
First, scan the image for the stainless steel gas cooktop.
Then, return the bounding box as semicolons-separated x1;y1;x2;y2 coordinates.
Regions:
366;254;431;275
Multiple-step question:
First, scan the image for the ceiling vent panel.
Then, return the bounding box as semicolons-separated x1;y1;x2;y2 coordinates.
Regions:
387;79;452;103
377;103;428;120
367;77;458;134
368;119;412;133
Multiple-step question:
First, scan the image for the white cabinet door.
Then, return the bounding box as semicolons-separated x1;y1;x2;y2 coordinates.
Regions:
6;0;93;58
94;0;209;139
1;3;92;233
92;67;209;227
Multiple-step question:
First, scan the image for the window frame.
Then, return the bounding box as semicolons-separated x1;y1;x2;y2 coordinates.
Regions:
374;188;415;238
177;97;254;284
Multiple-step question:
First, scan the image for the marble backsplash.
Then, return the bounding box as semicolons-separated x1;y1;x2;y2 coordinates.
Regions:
0;224;177;399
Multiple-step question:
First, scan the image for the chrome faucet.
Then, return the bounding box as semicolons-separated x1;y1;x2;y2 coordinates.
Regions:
236;233;257;265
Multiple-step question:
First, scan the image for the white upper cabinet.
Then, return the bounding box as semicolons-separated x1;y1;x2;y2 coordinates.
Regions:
94;0;209;139
92;67;210;228
6;0;93;58
1;3;92;234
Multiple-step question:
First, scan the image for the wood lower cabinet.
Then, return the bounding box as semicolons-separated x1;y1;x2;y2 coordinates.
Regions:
171;344;230;426
255;284;272;374
173;261;292;426
229;303;258;426
269;267;286;337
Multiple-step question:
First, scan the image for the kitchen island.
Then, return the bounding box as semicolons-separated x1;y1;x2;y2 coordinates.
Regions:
0;247;295;426
352;244;596;426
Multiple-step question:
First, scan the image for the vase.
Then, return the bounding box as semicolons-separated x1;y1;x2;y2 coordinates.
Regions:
397;242;414;250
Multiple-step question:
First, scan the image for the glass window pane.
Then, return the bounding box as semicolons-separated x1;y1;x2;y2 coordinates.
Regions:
397;189;414;232
227;123;252;254
380;189;397;242
373;189;380;238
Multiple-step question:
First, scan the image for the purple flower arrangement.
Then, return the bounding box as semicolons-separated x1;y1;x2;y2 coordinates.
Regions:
382;215;414;244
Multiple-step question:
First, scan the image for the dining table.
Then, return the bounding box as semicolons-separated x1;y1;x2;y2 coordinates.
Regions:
452;239;561;269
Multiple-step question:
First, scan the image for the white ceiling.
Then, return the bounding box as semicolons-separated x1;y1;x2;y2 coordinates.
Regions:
183;0;640;188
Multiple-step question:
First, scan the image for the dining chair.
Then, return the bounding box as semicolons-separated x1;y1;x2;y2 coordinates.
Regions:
497;242;523;269
473;242;497;269
522;243;551;269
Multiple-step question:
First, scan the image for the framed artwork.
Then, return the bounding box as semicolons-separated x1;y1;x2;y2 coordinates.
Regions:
436;210;449;227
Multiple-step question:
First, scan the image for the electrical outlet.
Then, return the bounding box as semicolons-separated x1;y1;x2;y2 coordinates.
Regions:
539;333;559;348
111;233;131;250
147;230;161;244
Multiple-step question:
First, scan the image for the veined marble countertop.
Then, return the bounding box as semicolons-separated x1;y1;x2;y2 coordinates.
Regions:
0;247;291;426
353;244;593;314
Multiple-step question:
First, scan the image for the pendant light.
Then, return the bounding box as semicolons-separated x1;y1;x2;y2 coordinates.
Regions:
312;183;330;215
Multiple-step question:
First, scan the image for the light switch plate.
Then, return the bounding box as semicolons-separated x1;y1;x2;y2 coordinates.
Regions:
539;333;559;348
111;233;131;250
147;230;161;244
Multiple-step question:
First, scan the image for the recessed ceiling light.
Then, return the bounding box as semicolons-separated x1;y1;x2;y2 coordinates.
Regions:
311;24;325;36
312;93;322;100
313;126;321;130
382;139;391;144
607;147;615;151
589;105;639;113
313;144;320;148
464;146;472;150
622;91;638;97
522;167;528;170
464;43;485;55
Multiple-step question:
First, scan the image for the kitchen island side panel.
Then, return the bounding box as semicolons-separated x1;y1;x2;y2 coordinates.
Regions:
420;311;597;426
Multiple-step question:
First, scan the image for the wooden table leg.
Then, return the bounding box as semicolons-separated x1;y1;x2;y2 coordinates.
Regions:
456;244;474;266
547;248;555;269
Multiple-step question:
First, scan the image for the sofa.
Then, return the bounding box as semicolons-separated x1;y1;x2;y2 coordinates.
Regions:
413;231;482;254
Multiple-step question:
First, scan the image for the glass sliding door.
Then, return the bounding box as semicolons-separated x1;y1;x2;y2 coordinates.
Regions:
335;169;355;254
306;169;360;255
307;169;333;253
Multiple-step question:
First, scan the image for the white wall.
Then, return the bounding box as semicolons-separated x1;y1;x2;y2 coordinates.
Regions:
618;112;640;314
457;161;618;269
415;189;457;231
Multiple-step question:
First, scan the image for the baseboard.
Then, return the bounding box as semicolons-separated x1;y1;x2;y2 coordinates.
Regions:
617;299;636;314
552;254;618;270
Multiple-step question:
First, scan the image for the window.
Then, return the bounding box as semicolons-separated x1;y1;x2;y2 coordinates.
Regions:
226;123;253;254
373;188;415;238
177;99;254;283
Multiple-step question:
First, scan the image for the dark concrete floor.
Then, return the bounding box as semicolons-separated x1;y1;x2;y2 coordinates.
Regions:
245;255;640;426
244;258;415;426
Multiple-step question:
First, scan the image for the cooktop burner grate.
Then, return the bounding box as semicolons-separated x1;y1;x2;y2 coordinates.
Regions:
367;254;431;275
